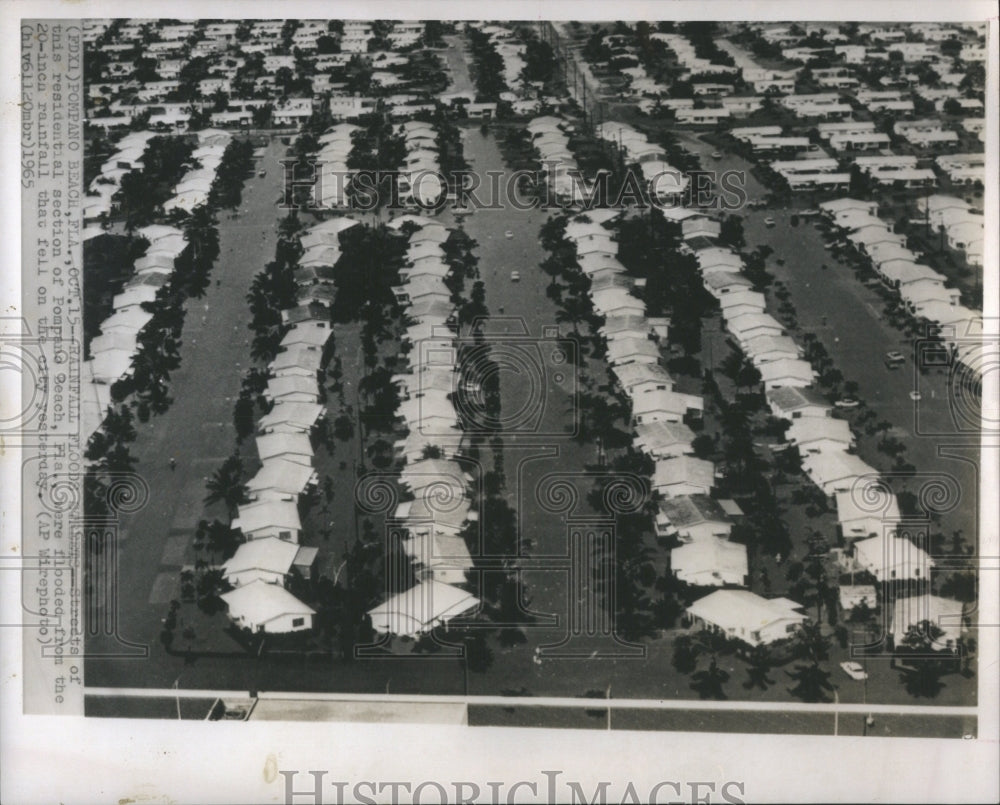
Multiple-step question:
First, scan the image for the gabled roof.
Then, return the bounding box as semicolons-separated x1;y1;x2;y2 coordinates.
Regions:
787;416;854;446
653;455;715;490
221;580;315;626
767;385;830;413
233;499;302;536
658;494;732;529
672;538;748;587
368;580;481;636
222;537;300;580
687;590;806;641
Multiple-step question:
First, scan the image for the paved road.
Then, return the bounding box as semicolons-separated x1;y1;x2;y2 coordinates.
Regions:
87;138;288;676
741;207;980;545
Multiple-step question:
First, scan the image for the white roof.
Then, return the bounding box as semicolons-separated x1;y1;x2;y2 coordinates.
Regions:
687;590;806;643
787;416;854;447
258;402;324;433
221;580;315;628
368;581;480;636
672;538;748;587
854;535;935;580
247;458;316;498
222;537;301;580
255;432;314;465
835;487;900;528
232;499;301;536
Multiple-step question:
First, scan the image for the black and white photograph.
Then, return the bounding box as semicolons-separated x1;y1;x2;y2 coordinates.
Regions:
2;1;998;802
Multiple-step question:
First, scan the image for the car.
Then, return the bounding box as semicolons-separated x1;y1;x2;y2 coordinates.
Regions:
505;230;514;239
711;151;723;160
257;169;266;178
510;270;521;281
909;390;922;401
834;398;860;410
800;209;820;218
840;661;868;681
764;217;776;227
886;350;904;362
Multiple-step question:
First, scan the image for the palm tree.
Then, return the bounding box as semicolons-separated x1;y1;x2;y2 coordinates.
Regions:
204;454;248;517
787;662;834;702
897;621;949;698
793;621;831;663
743;644;775;691
691;657;730;700
183;204;219;265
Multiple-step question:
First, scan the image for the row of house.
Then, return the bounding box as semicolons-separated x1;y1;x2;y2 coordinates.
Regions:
216;216;377;634
594;121;689;200
367;215;482;637
690;222;940;588
81;129;234;441
563;203;755;597
819;197;983;378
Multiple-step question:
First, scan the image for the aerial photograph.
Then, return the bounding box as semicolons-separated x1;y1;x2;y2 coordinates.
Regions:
78;18;986;737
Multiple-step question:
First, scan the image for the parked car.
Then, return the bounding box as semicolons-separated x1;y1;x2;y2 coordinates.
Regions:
909;390;922;401
257;169;266;178
764;217;776;227
510;270;521;282
711;151;723;160
505;230;514;239
885;350;906;369
834;398;860;410
840;661;868;681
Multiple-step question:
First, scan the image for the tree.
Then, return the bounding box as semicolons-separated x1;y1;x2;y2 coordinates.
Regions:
897;621;949;698
743;644;775;691
204;454;248;517
787;662;834;702
793;621;831;663
690;657;729;700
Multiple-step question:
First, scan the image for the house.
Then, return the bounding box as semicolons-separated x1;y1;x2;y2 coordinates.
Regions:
819;198;879;219
672;538;748;588
220;580;315;633
787;417;854;454
232;500;302;542
726;312;784;346
767;386;831;420
719;290;767;320
744;334;802;364
802;451;880;496
631;389;704;425
891;594;964;651
835;488;901;541
839;584;879;614
255;432;314;468
402;530;473;586
264;375;321;405
258;402;325;434
686;590;807;646
399;459;473;497
221;538;317;587
853;535;934;583
656;494;733;541
612;362;675;397
368;580;481;637
757;358;816;390
394;496;476;538
605;337;661;367
634;421;696;460
652;456;716;498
